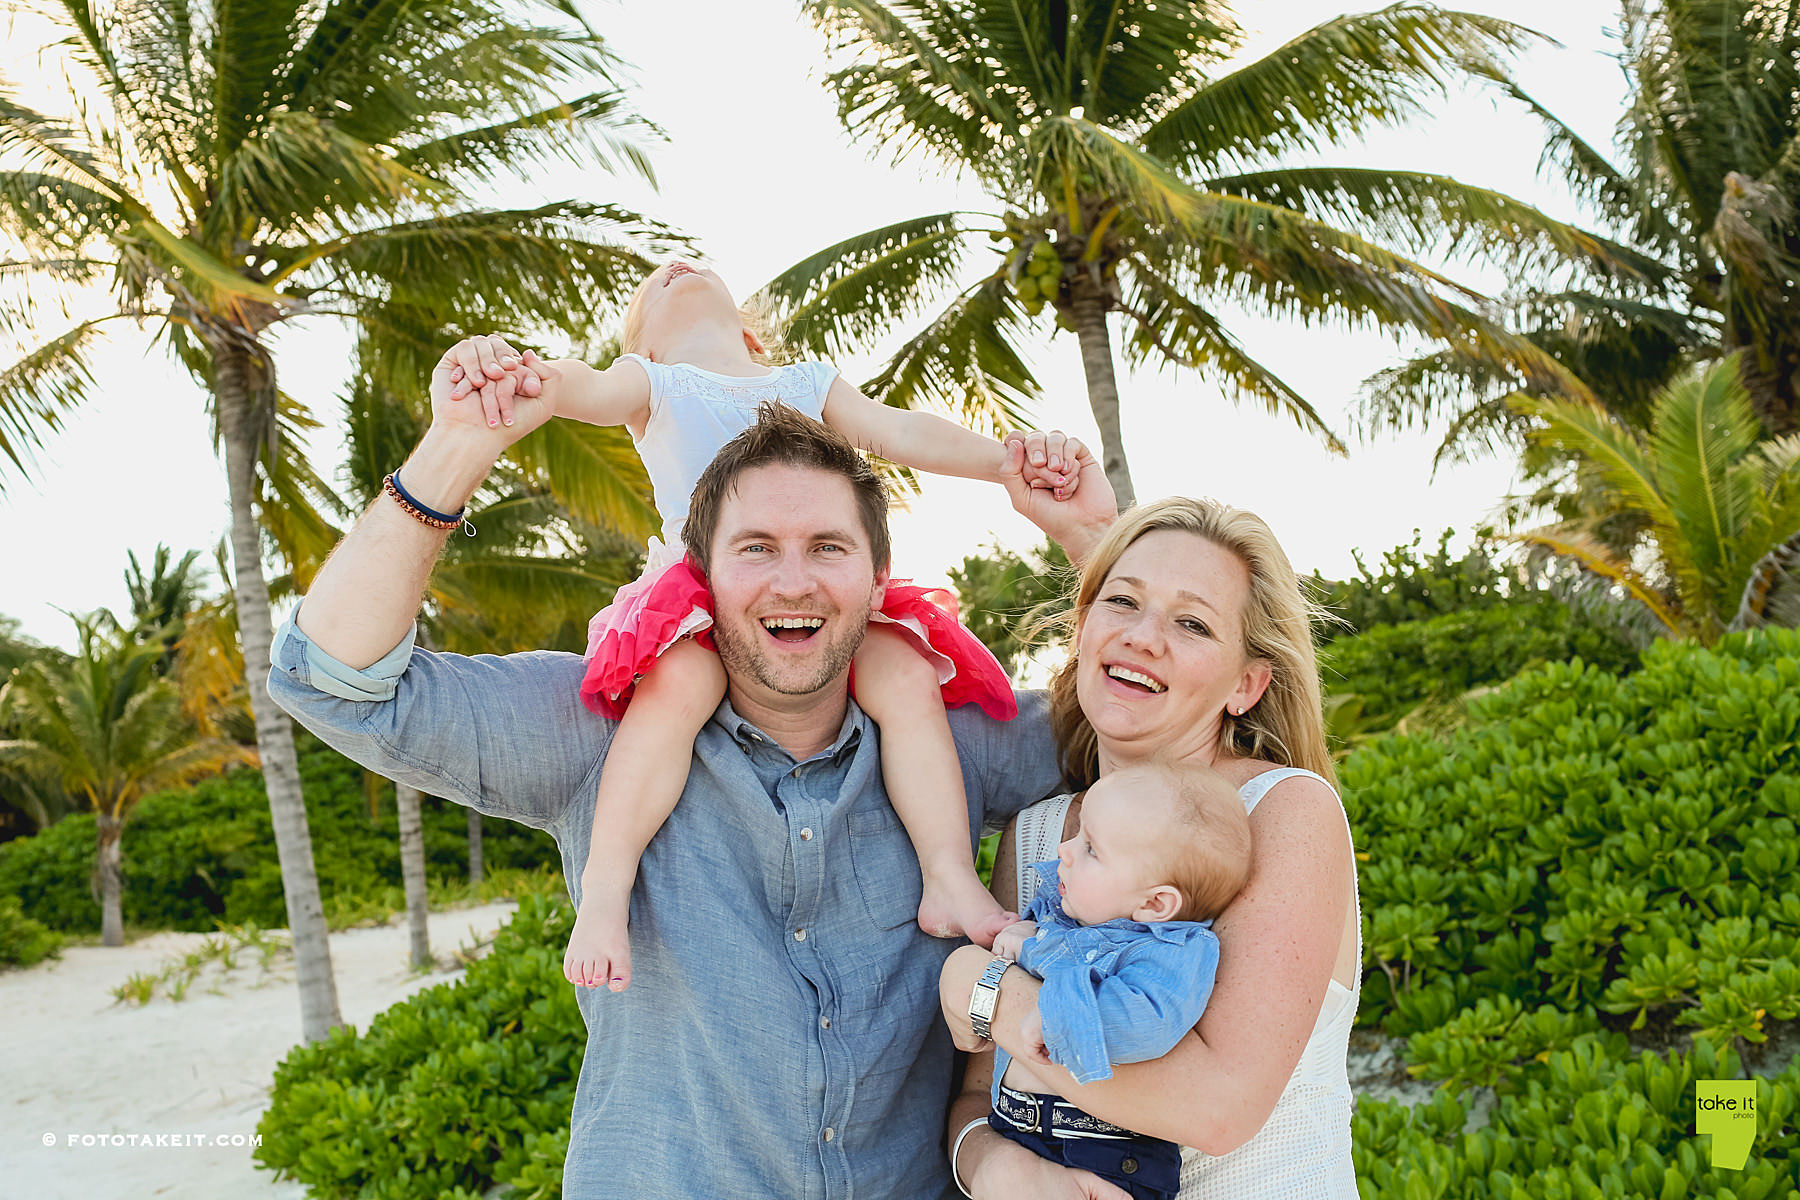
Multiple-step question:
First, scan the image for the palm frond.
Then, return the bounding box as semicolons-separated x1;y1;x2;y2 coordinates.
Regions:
859;273;1041;437
1207;167;1669;287
755;212;972;361
1143;5;1535;175
1504;527;1685;637
1117;259;1344;451
0;318;111;481
1645;355;1762;600
1731;526;1800;630
502;417;658;542
395;89;657;186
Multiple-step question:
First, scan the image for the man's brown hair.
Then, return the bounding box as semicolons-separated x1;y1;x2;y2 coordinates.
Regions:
681;402;891;574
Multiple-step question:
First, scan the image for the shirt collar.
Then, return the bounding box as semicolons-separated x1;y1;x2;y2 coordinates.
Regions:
715;695;867;764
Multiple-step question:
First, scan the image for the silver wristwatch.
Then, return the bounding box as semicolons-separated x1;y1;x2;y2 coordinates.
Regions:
968;956;1010;1040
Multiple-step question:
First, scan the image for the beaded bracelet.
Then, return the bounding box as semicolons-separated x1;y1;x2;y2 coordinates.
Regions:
384;472;477;536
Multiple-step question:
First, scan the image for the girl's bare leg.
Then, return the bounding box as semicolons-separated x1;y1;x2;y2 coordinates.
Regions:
854;624;1015;947
566;638;726;991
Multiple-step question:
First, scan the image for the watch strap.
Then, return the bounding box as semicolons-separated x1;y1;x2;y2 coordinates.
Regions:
968;956;1010;1041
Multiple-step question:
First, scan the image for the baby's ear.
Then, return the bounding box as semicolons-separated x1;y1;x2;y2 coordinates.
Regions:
742;324;767;356
1133;884;1183;924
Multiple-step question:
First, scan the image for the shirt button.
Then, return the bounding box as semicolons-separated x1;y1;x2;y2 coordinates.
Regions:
820;1016;831;1030
1085;950;1098;962
823;1127;835;1143
1121;1157;1138;1174
794;929;807;942
800;827;813;841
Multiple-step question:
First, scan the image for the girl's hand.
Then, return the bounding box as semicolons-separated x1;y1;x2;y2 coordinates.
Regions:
1013;430;1088;500
444;337;557;425
1000;435;1117;563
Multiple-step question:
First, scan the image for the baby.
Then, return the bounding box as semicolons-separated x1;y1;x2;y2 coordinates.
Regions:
980;761;1252;1200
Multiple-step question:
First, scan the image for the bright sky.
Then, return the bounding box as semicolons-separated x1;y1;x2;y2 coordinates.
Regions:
0;0;1629;651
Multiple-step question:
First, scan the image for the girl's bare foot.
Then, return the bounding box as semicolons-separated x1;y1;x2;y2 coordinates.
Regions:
564;881;633;991
918;868;1016;947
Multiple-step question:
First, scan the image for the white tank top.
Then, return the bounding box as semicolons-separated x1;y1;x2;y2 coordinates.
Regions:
1013;767;1360;1199
620;355;837;567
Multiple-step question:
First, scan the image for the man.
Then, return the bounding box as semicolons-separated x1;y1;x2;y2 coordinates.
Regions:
268;337;1113;1198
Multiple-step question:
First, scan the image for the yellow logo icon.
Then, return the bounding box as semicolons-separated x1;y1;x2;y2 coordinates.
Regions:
1696;1080;1757;1170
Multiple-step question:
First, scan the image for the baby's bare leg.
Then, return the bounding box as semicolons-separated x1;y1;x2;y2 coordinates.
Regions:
567;639;725;991
854;624;1014;947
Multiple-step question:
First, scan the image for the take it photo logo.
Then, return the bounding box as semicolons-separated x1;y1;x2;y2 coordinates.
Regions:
1695;1081;1758;1170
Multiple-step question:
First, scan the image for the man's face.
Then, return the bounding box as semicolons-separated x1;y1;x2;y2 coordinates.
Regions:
706;464;888;707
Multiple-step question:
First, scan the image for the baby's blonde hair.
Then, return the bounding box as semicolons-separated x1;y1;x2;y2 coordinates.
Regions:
1148;762;1253;922
620;264;787;366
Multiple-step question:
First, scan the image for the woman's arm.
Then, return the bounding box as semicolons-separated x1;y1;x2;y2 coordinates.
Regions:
942;777;1353;1154
943;818;1131;1199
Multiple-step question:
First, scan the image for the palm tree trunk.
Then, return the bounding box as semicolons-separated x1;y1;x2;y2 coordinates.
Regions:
396;783;431;969
95;810;123;947
215;341;343;1043
468;809;485;885
1068;280;1137;510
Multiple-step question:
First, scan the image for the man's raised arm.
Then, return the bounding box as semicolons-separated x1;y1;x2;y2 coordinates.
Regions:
299;335;550;666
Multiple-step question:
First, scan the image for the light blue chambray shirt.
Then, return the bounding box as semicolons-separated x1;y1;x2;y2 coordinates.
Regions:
993;861;1220;1095
267;611;1062;1200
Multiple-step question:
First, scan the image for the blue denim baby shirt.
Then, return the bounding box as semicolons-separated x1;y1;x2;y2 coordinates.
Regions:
993;861;1220;1093
268;609;1062;1200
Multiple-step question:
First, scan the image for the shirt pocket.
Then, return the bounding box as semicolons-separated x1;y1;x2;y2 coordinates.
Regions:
848;807;923;930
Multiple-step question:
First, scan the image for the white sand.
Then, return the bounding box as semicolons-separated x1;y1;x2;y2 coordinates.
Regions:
0;902;520;1200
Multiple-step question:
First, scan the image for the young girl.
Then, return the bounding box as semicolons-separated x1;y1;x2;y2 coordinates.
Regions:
445;261;1081;992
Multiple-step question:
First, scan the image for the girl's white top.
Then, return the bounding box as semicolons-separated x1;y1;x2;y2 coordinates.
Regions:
619;354;838;569
1013;767;1361;1199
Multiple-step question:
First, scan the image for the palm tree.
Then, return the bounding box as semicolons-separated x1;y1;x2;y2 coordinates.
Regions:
1512;355;1800;643
0;612;254;944
760;1;1654;508
1363;0;1800;464
0;0;678;1041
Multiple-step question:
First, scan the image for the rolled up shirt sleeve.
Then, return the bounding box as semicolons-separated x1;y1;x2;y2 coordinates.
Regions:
267;606;611;832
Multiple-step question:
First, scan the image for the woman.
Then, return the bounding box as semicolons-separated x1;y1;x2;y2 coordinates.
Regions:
940;497;1361;1198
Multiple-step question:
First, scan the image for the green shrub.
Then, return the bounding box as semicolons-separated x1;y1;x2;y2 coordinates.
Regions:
0;894;62;967
0;735;559;934
1310;529;1517;642
1320;596;1641;734
1346;629;1800;1046
256;893;581;1198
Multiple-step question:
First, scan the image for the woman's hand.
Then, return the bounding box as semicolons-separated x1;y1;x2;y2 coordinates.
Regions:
965;1130;1133;1200
1000;432;1117;564
941;943;998;1052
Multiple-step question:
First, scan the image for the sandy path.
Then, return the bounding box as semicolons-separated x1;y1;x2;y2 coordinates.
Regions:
1;902;521;1200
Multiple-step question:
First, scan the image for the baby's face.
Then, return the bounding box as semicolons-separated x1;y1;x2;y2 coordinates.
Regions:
1055;775;1173;926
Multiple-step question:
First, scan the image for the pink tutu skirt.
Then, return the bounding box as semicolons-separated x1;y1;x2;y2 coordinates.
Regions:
579;557;1018;722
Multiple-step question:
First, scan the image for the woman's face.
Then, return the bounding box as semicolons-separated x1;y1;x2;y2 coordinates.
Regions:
1075;528;1273;770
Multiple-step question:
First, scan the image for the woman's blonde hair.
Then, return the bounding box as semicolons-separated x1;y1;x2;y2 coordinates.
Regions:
1046;497;1337;791
620;266;787;366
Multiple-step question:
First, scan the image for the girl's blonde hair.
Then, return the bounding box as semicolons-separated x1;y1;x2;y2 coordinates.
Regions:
1047;497;1337;791
620;266;787;366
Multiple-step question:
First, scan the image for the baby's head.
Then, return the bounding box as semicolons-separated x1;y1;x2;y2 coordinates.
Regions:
621;260;781;365
1055;761;1252;927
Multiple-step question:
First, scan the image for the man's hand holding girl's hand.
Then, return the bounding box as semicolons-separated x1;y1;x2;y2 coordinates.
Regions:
436;335;558;443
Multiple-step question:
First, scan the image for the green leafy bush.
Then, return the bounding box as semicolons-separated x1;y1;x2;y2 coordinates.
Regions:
256;893;581;1198
0;736;558;934
1347;629;1800;1045
1320;596;1640;734
1342;629;1800;1195
0;894;62;967
1310;529;1517;641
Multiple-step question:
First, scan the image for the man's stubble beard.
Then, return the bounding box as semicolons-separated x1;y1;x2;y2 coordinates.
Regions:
713;594;876;697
